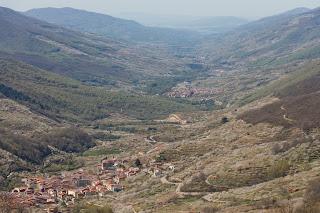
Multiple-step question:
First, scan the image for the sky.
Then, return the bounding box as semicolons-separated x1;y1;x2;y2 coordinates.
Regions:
0;0;319;18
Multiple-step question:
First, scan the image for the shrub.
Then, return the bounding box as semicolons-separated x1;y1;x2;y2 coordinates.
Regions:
82;148;121;157
290;179;320;213
92;132;121;141
304;178;320;205
156;154;167;162
272;142;292;154
271;138;311;155
73;204;113;213
201;206;219;213
267;159;291;179
275;202;294;213
272;143;282;154
221;117;229;124
41;157;84;173
0;193;25;213
134;159;142;168
84;206;113;213
0;193;13;213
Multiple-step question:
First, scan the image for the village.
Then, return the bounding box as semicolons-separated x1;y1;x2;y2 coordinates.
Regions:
7;155;175;211
165;81;224;98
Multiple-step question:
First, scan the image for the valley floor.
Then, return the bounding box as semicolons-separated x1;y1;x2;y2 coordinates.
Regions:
6;96;320;212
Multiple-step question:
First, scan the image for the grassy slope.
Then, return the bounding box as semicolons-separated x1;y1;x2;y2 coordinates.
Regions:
0;57;195;178
239;60;320;129
201;8;320;68
238;61;320;105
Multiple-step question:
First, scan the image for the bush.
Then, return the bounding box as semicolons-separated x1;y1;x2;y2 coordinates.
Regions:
271;142;292;154
72;204;113;213
272;143;282;155
92;132;121;141
295;203;320;213
221;117;229;124
0;193;25;213
277;179;320;213
201;206;219;213
267;159;291;179
134;159;142;168
82;148;121;157
271;138;311;155
304;178;320;205
0;193;13;213
41;157;84;173
156;154;167;162
84;206;113;213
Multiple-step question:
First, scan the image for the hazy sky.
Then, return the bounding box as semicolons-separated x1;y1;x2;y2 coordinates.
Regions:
0;0;319;18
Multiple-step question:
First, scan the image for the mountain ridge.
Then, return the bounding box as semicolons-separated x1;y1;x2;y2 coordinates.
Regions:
201;6;320;68
25;7;200;44
0;6;199;92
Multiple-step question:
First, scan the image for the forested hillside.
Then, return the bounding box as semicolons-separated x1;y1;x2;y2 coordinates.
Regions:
0;59;195;121
0;6;198;90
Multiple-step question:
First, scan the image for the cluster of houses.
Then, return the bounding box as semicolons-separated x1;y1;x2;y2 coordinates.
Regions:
166;85;223;98
143;160;175;178
9;158;141;209
7;156;176;211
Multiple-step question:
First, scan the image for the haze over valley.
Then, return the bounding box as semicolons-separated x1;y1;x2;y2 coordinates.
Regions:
1;1;320;212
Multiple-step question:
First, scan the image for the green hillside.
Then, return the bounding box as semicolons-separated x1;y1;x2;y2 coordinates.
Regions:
0;59;196;122
0;7;196;90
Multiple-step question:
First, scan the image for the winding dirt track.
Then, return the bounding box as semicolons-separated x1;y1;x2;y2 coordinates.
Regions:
145;135;157;144
281;105;295;123
160;175;206;196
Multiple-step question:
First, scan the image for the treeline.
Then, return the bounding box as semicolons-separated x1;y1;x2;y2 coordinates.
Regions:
0;127;94;164
0;84;31;102
0;129;51;164
41;127;95;153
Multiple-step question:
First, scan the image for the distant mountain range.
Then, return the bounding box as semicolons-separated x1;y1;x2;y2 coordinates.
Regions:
25;7;200;44
116;13;249;34
1;7;201;88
